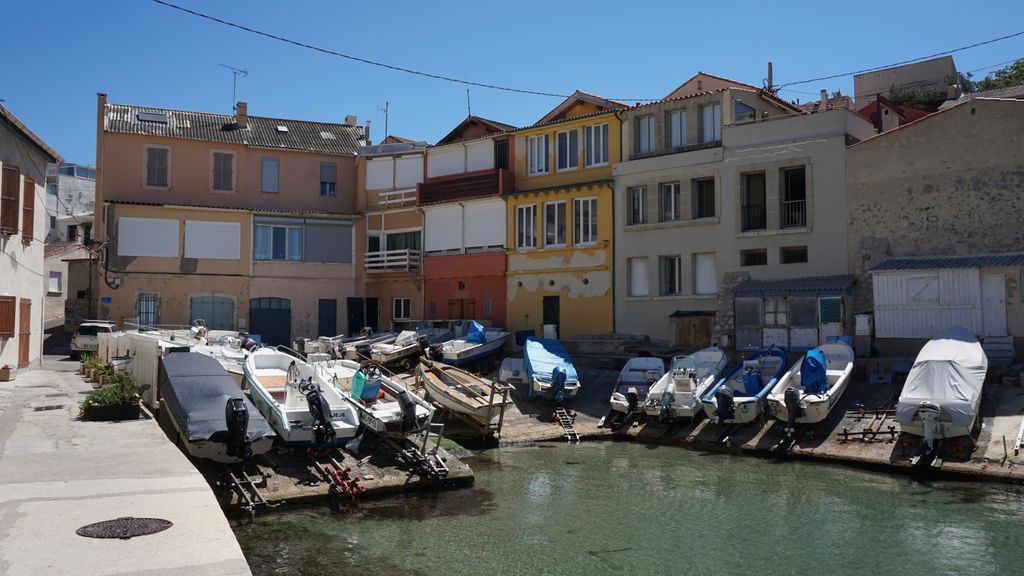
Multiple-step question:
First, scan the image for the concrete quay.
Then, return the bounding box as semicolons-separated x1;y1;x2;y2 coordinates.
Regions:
0;357;252;576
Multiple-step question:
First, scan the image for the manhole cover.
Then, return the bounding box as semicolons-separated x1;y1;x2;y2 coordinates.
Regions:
76;517;173;540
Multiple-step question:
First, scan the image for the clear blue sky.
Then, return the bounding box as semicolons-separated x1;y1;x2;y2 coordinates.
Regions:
4;0;1022;165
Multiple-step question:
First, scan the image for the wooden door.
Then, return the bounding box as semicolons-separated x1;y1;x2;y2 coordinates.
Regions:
982;274;1007;337
318;299;337;337
18;299;31;368
675;315;712;350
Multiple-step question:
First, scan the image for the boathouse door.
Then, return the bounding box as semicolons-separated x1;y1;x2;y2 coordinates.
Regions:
249;297;291;346
318;299;337;337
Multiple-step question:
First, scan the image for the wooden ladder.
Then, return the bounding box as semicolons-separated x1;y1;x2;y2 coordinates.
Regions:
554;407;580;443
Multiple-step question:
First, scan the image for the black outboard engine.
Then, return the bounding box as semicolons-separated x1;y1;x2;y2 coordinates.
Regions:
239;332;260;352
429;343;445;361
396;389;420;433
302;380;336;446
225;397;252;460
784;387;802;432
715;386;735;423
355;343;372;360
626;387;639;414
417;335;431;352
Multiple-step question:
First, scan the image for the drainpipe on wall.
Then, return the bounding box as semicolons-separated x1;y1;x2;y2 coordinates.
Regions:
612;109;626;334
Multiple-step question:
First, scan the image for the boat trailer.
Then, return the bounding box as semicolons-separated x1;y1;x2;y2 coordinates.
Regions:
219;464;278;516
381;422;450;478
309;448;365;500
554;406;580;443
839;408;898;443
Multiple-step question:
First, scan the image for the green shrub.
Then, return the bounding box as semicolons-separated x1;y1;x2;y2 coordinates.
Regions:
79;370;150;418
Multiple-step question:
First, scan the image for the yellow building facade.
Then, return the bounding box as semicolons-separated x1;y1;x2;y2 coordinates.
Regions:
506;95;624;339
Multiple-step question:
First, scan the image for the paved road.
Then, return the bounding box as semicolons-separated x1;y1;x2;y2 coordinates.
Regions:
0;357;251;576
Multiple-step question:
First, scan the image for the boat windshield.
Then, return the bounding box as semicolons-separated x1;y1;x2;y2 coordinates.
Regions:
671;357;696;372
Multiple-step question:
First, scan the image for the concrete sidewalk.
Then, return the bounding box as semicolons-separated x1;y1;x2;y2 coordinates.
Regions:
0;358;251;576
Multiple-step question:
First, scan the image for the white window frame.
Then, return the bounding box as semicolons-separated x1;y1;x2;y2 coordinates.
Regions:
366;231;382;253
254;223;303;262
700;103;722;143
628;257;650;297
136;293;160;326
261;156;279;193
660;182;680;222
515;204;536;250
628;186;646;225
48;271;63;294
584;123;608;167
573;197;597;246
693;252;718;295
393;297;411;321
210;149;236;193
320;161;338;197
543;201;567;248
668;110;687;148
636;116;655;154
556;129;579;172
528;135;549;175
660;255;682;296
143;144;171;189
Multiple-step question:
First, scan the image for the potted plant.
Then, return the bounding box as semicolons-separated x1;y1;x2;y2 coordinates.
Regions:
0;363;14;382
79;370;149;421
82;354;100;381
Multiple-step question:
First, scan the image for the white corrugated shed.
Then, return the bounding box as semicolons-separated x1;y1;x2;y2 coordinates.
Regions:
873;269;982;338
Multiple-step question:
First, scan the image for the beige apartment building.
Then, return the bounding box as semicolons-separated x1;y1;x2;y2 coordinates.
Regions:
94;95;366;345
613;74;875;349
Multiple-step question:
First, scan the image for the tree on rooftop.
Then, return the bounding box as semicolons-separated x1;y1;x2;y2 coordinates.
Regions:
973;59;1024;91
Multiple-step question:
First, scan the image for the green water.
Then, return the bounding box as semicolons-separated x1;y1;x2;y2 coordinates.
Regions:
236;442;1024;576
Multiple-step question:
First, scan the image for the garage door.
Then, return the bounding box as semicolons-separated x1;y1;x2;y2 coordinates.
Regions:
190;294;235;330
250;297;291;346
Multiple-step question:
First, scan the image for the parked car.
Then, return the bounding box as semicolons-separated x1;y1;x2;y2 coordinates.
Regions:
71;320;116;357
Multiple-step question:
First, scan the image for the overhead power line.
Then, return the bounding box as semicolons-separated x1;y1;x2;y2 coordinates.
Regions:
777;30;1024;88
151;0;659;102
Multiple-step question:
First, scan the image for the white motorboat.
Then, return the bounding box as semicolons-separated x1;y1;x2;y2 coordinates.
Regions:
311;358;434;437
430;321;510;366
767;343;855;432
701;346;790;425
609;357;665;414
158;352;275;463
340;331;398;361
644;347;728;420
243;348;359;447
896;326;988;453
417;358;512;423
369;330;430;369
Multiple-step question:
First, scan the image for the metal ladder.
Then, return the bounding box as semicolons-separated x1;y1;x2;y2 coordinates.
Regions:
382;422;450;478
554;407;580;443
222;465;278;514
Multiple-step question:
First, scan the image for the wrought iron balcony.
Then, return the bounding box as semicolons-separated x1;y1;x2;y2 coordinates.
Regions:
365;249;421;273
781;199;807;228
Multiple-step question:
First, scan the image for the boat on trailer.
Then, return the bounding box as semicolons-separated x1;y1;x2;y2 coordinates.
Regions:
767;343;855;433
158;351;275;463
311;358;434;437
609;357;665;415
896;326;988;457
243;348;359;447
701;346;789;425
524;337;581;401
416;358;512;422
430;321;510;366
644;347;728;420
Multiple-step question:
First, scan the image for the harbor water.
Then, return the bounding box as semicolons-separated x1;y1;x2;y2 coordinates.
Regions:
236;442;1024;576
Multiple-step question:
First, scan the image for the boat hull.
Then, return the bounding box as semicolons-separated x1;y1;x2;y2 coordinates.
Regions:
644;393;704;419
417;360;511;422
700;396;764;424
442;334;510;366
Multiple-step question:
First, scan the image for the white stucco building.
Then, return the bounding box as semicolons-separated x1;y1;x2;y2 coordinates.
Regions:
0;105;63;371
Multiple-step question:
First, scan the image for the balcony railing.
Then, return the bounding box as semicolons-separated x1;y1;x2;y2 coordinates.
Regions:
369;188;418;210
417;168;513;205
365;249;421;273
781;199;807;228
741;203;767;231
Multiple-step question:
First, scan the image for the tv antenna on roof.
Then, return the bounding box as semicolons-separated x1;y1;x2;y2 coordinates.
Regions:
219;63;248;111
377;101;389;139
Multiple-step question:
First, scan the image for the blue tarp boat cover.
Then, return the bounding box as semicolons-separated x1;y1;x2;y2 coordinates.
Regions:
158;352;275;444
801;349;828;394
465;320;486;344
523;337;578;383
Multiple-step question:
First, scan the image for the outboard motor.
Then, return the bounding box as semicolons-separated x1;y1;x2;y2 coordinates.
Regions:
417;335;431;352
239;332;260;352
918;401;942;452
626;387;639;414
355;343;372;360
293;337;307;354
429;343;445;361
715;386;735;423
396;389;420;433
224;396;252;460
783;387;802;435
659;378;677;421
302;380;336;446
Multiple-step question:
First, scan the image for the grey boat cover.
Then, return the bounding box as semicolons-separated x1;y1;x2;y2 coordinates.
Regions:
896;326;988;427
158;352;275;443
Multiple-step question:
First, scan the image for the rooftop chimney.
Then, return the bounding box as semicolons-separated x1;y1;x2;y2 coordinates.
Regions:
820;90;829;110
235;101;248;128
947;84;963;100
363;120;371;145
344;115;358;126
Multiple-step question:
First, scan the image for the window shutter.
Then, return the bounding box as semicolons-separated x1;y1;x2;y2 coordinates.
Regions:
1;165;19;234
320;162;337;183
156;148;168;186
146;148;158;186
22;177;35;241
0;296;15;338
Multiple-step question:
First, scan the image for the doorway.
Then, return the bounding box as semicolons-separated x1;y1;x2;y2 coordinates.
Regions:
249;297;291;346
318;299;337;337
981;274;1007;337
543;295;560;338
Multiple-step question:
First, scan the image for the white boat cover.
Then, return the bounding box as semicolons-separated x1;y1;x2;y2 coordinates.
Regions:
896;326;988;427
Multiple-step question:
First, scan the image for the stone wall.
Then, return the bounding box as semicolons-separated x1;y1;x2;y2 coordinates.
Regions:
847;99;1024;316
